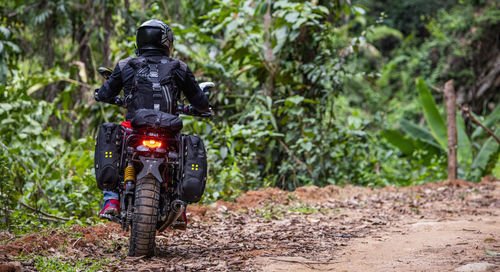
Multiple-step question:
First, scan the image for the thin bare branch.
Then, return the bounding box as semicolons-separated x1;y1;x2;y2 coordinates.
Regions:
59;77;94;89
457;104;500;145
434;84;500;145
18;201;70;221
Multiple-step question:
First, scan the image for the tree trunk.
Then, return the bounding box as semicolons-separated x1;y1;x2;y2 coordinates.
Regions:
102;3;113;68
444;80;457;182
43;12;58;101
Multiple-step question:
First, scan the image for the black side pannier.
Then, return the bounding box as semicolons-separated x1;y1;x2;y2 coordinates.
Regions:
95;123;122;190
179;135;207;203
131;109;183;133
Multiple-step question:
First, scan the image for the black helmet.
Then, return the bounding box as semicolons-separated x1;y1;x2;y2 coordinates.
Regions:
136;19;174;54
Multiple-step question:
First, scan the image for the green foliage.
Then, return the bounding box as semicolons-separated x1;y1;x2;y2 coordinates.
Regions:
380;129;415;155
456;113;472;169
177;0;391;195
0;24;20;83
383;79;499;181
17;254;114;272
471;105;500;139
0;65;100;231
366;25;403;42
359;0;457;35
399;119;441;150
469;128;500;181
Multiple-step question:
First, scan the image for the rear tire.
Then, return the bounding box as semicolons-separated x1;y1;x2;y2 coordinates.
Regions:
129;176;160;257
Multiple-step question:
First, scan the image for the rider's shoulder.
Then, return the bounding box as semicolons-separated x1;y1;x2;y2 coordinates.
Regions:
117;57;134;71
172;58;188;71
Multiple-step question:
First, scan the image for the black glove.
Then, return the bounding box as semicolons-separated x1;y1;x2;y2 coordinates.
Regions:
94;89;101;101
114;96;124;106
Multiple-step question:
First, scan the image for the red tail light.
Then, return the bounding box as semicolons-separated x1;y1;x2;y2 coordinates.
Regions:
142;138;162;149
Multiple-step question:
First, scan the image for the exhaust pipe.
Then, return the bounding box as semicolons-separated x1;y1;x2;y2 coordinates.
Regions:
159;200;184;232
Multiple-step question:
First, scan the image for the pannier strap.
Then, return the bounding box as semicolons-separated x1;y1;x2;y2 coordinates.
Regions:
105;126;113;142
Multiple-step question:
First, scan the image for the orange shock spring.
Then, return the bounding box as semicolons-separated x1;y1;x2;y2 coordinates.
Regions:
124;165;136;182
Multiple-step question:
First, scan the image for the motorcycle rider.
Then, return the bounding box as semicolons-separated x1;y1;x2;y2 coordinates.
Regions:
94;19;209;219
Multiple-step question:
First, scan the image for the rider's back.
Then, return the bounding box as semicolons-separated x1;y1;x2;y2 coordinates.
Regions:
97;50;208;120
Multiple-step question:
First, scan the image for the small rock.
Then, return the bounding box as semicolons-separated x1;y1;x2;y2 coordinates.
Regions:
454;262;498;272
219;205;228;212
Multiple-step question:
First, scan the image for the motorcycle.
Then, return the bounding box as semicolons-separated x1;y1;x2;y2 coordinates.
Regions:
96;67;212;256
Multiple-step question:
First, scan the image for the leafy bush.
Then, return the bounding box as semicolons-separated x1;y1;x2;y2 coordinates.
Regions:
0;70;100;231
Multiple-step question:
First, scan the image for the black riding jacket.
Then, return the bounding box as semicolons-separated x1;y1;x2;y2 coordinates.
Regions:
96;49;209;120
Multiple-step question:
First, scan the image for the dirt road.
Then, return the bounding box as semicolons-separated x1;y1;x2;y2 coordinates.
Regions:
1;178;499;271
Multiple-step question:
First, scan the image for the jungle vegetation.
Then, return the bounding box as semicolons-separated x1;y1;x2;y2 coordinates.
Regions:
1;0;499;231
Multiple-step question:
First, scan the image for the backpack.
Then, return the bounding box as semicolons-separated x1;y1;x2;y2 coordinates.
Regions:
127;56;181;115
178;135;207;203
95;123;123;190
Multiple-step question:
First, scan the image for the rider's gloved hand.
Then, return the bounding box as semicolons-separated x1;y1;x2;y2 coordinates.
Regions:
94;89;101;101
114;96;123;106
199;82;215;91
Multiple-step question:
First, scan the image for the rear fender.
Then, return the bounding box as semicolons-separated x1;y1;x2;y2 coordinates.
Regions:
137;156;164;182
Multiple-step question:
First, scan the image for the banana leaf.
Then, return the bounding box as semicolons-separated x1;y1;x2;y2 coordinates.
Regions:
383;120;444;160
381;129;416;155
469;127;500;181
457;111;472;168
399;119;441;149
416;77;448;150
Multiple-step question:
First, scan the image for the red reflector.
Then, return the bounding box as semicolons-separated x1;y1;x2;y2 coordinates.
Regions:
142;139;162;149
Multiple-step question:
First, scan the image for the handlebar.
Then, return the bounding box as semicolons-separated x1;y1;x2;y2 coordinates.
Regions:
178;104;212;117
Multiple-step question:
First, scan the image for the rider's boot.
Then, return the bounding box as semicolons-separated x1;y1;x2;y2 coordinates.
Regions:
99;199;120;219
